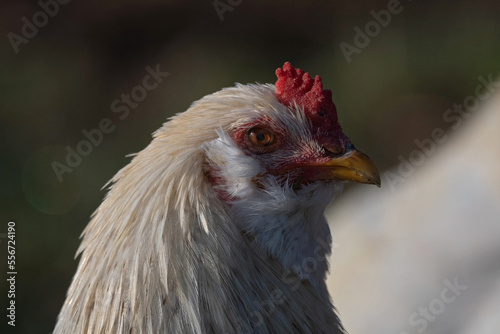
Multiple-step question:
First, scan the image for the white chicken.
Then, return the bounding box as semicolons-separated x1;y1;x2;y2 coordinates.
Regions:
54;62;380;334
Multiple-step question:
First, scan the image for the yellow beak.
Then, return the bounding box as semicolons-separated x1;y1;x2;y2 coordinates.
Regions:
309;149;381;187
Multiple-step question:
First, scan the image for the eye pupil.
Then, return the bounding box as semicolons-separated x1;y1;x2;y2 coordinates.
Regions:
247;127;277;151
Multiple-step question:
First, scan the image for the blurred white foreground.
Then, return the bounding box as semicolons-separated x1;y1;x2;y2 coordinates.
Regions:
327;94;500;334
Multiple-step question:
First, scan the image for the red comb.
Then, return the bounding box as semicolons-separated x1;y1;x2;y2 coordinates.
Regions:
275;62;337;122
275;62;345;139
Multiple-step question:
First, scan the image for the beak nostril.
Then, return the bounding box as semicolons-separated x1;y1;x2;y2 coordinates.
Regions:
323;143;345;156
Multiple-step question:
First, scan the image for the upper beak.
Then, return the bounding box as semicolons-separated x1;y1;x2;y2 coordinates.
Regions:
309;149;381;187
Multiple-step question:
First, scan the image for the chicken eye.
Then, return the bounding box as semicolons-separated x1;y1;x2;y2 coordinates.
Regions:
247;127;276;148
248;128;274;146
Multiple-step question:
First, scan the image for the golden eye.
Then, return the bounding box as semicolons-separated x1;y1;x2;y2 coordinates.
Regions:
248;127;275;147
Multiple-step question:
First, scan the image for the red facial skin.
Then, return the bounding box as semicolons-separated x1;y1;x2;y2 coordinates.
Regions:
204;164;233;202
235;127;349;187
206;62;352;200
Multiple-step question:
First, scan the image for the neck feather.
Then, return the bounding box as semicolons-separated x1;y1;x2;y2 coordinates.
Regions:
55;98;345;334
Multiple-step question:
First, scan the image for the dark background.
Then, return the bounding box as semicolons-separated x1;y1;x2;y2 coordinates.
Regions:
0;0;499;333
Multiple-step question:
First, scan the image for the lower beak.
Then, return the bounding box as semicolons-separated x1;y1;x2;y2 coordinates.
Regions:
308;149;381;187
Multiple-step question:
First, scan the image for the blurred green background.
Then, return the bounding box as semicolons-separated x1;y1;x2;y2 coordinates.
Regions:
0;0;499;332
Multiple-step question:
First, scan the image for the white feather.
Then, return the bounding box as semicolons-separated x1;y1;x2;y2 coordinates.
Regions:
54;84;345;334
